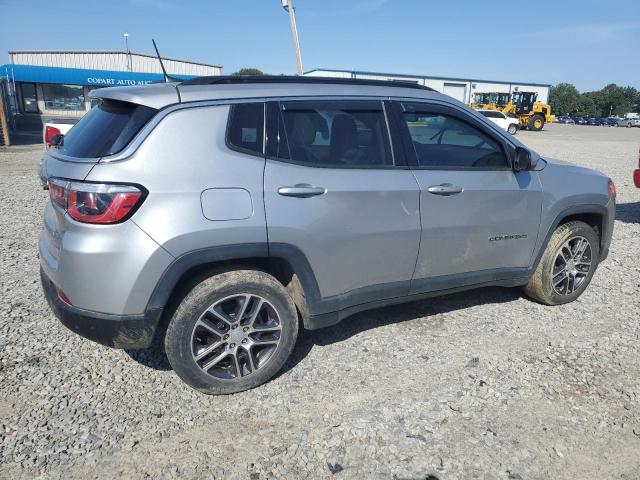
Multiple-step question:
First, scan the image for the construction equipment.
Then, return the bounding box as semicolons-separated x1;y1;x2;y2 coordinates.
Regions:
471;92;510;110
471;91;553;131
504;91;552;131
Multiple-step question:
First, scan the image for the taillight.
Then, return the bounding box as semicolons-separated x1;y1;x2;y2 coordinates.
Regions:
47;179;145;224
608;178;616;201
45;126;61;148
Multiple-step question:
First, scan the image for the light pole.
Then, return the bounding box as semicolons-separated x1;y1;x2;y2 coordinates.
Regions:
281;0;303;75
123;32;131;71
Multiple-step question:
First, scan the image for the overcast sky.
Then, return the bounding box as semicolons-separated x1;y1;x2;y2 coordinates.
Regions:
0;0;638;91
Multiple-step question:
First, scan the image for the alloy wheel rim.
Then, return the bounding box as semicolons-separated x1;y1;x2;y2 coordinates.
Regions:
551;236;592;296
190;294;282;380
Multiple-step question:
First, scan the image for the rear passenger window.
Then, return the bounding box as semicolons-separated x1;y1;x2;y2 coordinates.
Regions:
401;104;508;169
276;100;393;167
227;103;264;156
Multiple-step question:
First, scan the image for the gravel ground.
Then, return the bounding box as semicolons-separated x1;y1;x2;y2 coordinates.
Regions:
0;124;639;480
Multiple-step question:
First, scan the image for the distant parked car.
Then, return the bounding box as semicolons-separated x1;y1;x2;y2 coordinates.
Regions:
635;147;640;188
477;109;519;134
43;121;75;147
587;118;602;126
556;116;575;124
572;117;588;125
600;118;617;127
40;121;77;188
617;118;640;128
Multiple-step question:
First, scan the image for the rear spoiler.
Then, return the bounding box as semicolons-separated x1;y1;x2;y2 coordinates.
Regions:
89;82;181;109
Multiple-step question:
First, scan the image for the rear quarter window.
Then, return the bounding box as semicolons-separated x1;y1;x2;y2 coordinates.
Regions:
226;103;265;156
56;100;157;158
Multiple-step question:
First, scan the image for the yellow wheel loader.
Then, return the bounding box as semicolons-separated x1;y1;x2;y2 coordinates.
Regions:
503;91;552;131
471;91;553;131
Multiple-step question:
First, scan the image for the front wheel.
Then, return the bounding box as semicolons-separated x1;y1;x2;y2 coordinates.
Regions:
528;114;545;131
524;221;600;305
507;124;519;135
165;270;299;394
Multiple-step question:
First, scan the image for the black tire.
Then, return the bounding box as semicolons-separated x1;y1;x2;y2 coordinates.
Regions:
507;124;518;135
165;270;299;394
527;114;545;131
524;221;600;305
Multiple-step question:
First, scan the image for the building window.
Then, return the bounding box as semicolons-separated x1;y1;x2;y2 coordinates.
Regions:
41;84;86;111
20;83;38;113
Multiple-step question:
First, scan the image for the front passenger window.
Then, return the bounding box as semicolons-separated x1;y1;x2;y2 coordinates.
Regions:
401;106;508;169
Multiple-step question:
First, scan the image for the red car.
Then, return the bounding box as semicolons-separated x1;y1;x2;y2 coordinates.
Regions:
635;147;640;188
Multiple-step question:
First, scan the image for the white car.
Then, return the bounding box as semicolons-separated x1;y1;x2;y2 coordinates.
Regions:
43;121;75;148
477;109;519;135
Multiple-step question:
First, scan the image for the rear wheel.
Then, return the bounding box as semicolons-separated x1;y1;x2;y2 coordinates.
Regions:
165;270;299;394
507;124;518;135
524;221;599;305
528;114;545;131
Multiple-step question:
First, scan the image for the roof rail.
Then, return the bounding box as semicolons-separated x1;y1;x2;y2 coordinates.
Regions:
179;75;435;91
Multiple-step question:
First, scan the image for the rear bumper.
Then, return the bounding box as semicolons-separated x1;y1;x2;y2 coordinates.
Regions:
634;169;640;188
41;267;161;349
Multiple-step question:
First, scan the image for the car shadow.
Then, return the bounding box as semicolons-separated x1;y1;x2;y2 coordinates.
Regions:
279;286;521;376
616;201;640;224
126;286;522;375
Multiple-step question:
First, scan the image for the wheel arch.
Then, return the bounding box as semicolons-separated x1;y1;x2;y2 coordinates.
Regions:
532;204;609;272
145;243;323;334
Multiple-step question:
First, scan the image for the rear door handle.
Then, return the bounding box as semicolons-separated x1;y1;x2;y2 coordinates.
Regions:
427;183;463;196
278;184;327;198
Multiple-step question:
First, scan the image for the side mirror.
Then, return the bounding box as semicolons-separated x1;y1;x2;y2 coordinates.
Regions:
513;147;532;172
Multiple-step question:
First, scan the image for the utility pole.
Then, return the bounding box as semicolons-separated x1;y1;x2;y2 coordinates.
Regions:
0;90;10;146
281;0;303;75
123;33;131;71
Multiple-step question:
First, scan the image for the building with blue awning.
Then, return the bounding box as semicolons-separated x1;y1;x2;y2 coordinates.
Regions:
0;51;222;136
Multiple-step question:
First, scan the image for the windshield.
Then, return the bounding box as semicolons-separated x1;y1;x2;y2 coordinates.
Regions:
56;100;158;158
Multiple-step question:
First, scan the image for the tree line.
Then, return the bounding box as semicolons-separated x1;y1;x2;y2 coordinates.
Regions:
549;83;640;118
231;69;640;119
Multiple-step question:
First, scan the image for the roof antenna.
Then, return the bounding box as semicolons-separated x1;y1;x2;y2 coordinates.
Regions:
152;39;172;82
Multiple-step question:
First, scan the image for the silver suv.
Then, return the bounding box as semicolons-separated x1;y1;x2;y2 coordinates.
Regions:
39;76;615;394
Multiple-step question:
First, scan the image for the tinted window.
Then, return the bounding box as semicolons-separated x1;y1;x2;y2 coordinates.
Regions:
57;100;157;158
227;103;264;155
278;100;393;167
401;105;508;169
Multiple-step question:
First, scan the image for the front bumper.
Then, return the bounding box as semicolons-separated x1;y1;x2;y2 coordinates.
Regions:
41;267;161;349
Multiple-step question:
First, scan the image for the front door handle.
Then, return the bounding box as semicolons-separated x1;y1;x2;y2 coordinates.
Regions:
278;184;327;198
426;183;463;196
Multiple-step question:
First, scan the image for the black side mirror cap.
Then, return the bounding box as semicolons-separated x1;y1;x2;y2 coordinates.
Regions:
513;147;532;172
